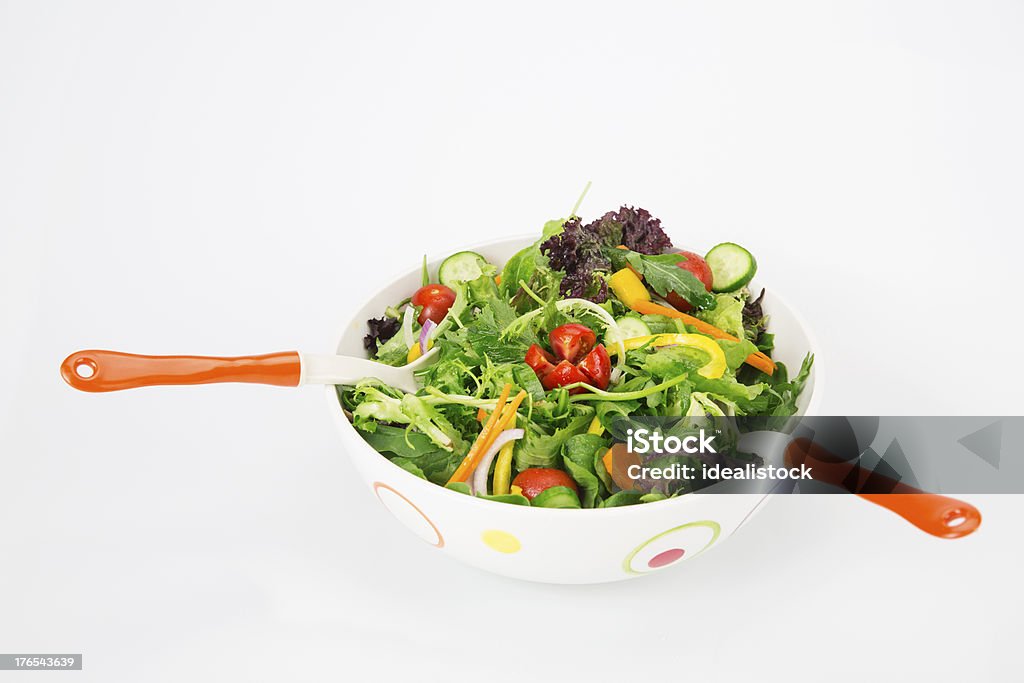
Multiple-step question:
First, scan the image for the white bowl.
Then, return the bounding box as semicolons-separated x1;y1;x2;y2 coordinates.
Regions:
326;237;820;584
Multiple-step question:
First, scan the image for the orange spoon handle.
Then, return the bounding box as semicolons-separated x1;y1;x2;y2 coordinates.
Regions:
857;493;982;539
60;349;302;392
785;437;981;539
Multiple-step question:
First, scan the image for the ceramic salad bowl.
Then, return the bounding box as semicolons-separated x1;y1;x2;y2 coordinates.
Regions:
327;236;821;584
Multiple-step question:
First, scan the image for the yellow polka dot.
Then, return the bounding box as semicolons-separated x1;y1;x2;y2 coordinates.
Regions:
481;529;521;554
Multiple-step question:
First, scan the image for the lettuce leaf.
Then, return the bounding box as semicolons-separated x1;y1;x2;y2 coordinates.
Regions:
561;433;610;508
699;292;745;338
716;338;760;372
514;413;591;470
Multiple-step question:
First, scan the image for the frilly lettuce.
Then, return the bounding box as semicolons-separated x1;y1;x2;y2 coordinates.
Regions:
698;291;746;339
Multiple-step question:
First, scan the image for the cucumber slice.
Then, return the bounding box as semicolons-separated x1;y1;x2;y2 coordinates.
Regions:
705;242;757;292
605;316;652;346
438;251;488;286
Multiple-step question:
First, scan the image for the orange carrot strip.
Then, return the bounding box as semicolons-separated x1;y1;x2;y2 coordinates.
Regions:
490;390;527;436
633;300;776;376
448;384;511;484
476;407;488;423
453;390;528;485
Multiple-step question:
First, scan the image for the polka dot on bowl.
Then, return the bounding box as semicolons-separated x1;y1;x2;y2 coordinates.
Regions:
481;529;521;554
623;520;720;575
647;548;685;568
373;482;444;548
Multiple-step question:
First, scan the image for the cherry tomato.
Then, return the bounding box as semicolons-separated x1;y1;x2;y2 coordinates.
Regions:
411;284;456;325
541;360;590;393
548;323;596;363
526;324;608;393
512;467;578;500
577;344;611;389
525;343;557;378
664;250;713;312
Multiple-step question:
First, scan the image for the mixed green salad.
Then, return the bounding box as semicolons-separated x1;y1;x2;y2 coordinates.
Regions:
339;199;812;509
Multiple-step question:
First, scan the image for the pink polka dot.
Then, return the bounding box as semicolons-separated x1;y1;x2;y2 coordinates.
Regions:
647;548;685;568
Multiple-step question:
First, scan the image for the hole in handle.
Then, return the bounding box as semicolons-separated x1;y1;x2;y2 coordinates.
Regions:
933;503;981;539
944;510;967;528
75;359;97;379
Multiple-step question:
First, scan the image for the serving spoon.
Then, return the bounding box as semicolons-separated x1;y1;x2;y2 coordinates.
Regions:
783;436;982;539
736;426;981;539
60;347;439;394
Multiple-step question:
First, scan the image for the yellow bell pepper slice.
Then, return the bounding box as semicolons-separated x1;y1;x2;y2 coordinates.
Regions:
406;337;434;364
607;333;726;379
587;416;605;436
406;343;422;364
608;268;651;308
491;441;517;495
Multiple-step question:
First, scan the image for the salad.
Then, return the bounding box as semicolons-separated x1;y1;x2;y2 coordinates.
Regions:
339;200;813;509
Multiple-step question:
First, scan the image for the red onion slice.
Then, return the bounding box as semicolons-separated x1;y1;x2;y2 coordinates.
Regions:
419;319;438;355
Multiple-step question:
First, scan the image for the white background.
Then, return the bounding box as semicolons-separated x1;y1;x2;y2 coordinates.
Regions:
2;1;1023;681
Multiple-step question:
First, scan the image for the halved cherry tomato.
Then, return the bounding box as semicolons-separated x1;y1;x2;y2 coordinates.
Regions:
548;324;596;364
411;284;456;325
541;360;590;393
664;250;713;312
526;324;610;393
525;343;557;378
577;344;611;389
512;467;578;500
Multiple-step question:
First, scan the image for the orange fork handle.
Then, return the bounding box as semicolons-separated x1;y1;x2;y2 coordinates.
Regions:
785;437;981;539
60;349;302;392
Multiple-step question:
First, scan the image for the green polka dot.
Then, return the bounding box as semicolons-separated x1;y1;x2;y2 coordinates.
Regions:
623;520;721;575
